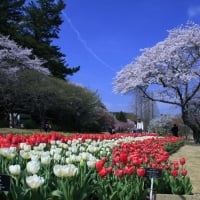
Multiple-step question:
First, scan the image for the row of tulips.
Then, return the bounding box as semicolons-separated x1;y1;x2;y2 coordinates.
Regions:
0;132;158;148
0;132;192;200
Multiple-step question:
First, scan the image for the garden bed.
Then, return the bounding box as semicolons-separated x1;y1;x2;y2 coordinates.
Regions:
0;132;192;200
164;140;185;154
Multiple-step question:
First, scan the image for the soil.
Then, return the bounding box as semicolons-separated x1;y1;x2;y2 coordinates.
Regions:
156;141;200;200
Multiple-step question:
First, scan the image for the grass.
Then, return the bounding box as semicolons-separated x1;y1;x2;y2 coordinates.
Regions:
0;128;73;135
0;128;110;135
0;128;45;134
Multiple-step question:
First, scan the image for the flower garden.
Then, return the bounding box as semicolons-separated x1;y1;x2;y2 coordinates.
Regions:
0;132;192;200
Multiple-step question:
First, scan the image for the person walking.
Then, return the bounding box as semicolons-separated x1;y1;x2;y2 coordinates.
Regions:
171;124;179;137
132;121;137;133
136;119;144;133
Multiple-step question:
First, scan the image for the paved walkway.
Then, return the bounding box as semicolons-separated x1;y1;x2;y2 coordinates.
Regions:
156;144;200;200
169;143;200;194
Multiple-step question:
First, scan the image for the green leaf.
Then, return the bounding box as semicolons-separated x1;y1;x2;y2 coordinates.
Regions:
51;189;63;198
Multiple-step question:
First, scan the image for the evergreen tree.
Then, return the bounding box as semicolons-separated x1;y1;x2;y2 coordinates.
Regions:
24;0;64;43
0;0;25;37
23;0;79;79
0;0;79;79
115;111;127;122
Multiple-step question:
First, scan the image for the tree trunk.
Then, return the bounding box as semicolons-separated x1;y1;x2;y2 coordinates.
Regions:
9;112;18;128
192;128;200;144
182;108;200;144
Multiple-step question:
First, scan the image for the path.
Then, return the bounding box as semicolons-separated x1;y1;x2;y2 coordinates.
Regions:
169;143;200;194
156;143;200;200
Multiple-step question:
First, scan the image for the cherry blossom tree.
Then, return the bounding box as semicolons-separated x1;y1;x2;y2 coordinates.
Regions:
0;34;50;76
148;114;175;134
113;22;200;143
0;34;50;127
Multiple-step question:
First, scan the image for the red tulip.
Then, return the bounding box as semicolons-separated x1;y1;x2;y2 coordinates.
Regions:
171;169;178;177
165;164;171;170
115;169;124;177
179;158;186;165
143;157;150;164
137;168;145;177
132;158;141;166
156;158;162;164
160;155;169;162
106;166;113;174
98;168;107;177
172;161;179;170
124;165;134;175
112;156;120;166
96;160;105;171
173;163;179;170
119;152;128;164
180;169;187;176
150;163;158;168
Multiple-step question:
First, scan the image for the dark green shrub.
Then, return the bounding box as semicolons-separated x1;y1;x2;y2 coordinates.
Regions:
23;119;37;129
0;118;8;127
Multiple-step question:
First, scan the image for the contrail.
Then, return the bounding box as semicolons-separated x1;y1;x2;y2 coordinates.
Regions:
61;10;116;72
188;5;200;19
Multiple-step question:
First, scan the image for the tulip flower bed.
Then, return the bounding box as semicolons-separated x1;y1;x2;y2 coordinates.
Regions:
0;132;192;200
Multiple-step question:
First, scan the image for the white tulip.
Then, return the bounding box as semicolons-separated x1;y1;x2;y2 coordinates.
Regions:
0;148;8;157
19;143;26;149
41;155;51;165
54;148;62;154
53;165;63;177
69;146;78;153
50;140;56;145
87;145;99;153
38;143;46;150
53;164;78;177
79;146;86;152
87;160;96;168
62;143;68;149
20;150;30;159
65;151;71;156
7;152;16;159
53;153;61;161
79;152;89;160
67;140;72;145
23;144;32;152
0;147;16;159
26;175;44;189
41;151;50;156
26;160;40;174
9;147;17;152
9;164;21;176
65;157;73;164
61;164;78;177
30;154;40;161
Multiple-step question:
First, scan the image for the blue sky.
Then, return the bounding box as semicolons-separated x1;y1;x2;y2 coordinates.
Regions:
54;0;200;114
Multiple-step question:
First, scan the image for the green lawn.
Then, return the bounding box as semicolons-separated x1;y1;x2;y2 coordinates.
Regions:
0;128;73;135
0;128;44;134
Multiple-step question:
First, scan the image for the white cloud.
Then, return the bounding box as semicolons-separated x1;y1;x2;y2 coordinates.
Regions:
188;5;200;18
